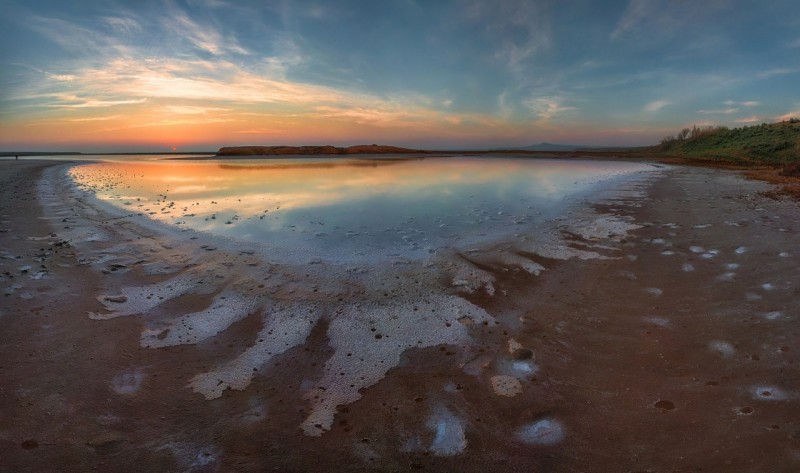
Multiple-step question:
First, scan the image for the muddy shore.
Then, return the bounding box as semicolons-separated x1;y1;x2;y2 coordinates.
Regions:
1;159;798;472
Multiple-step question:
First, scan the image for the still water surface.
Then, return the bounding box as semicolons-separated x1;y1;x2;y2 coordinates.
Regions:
69;156;652;262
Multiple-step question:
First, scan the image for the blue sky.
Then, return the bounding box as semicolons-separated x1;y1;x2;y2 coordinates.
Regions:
1;0;799;151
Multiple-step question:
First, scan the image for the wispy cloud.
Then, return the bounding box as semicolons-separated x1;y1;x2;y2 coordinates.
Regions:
611;0;655;39
788;38;800;48
67;115;121;122
757;67;800;79
464;0;551;68
166;10;250;56
643;99;670;112
697;108;737;115
523;96;576;121
723;100;760;107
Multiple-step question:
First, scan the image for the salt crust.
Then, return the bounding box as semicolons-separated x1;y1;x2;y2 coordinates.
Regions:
38;161;666;438
140;290;257;348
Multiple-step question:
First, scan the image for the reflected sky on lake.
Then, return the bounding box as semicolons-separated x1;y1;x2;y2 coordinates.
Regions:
70;156;652;262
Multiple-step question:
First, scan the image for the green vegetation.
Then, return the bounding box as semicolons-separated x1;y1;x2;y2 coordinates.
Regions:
657;119;800;164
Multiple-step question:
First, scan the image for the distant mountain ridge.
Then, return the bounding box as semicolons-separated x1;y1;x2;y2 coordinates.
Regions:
518;142;606;152
217;144;422;156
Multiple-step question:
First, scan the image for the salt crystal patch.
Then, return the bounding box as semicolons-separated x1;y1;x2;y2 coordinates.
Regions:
717;272;736;282
750;385;790;401
644;316;670;327
778;252;789;258
491;375;523;397
725;263;740;270
111;369;145;395
301;294;492;436
645;287;663;297
189;302;320;400
761;283;776;291
761;311;782;320
735;246;747;255
140;291;256;348
93;274;199;319
516;418;565;446
689;246;704;253
745;292;762;301
427;408;467;456
709;340;735;359
682;263;695;272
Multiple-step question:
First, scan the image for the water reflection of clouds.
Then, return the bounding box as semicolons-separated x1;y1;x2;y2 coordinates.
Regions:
72;157;651;257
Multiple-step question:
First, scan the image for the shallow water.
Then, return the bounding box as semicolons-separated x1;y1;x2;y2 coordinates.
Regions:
69;156;653;263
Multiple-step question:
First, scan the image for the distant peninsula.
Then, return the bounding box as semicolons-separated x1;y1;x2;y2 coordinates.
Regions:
216;144;423;156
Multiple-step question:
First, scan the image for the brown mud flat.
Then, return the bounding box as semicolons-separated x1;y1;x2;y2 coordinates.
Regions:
1;160;798;472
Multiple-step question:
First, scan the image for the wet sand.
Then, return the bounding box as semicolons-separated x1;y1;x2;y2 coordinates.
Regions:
1;159;798;472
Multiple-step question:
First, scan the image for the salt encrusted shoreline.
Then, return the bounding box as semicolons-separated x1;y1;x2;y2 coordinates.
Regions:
2;158;799;472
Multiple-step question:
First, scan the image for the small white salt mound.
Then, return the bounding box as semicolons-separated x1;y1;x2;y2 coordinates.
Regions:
300;294;493;436
140;291;256;348
651;238;666;245
761;311;783;321
516;418;565;446
511;359;538;374
750;385;790;401
92;274;199;319
735;246;747;255
644;316;671;327
778;252;790;258
682;263;695;272
717;272;736;282
491;375;523;397
427;408;467;456
661;250;675;256
761;283;776;291
565;215;642;242
725;263;740;270
519;241;606;261
745;292;762;301
645;287;663;297
709;340;735;359
189;302;320;400
689;246;704;253
499;253;545;275
449;260;496;295
111;369;145;395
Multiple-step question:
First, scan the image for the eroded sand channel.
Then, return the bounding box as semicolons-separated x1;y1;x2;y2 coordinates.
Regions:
4;158;798;472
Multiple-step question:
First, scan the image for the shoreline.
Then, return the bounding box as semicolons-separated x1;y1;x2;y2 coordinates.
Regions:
2;159;798;471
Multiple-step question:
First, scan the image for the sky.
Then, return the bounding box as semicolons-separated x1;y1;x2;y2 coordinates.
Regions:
1;0;799;152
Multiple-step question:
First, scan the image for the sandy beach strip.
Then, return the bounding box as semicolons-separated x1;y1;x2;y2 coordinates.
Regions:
1;158;799;472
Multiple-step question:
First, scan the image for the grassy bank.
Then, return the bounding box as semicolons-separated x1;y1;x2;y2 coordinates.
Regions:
655;120;800;165
651;120;800;199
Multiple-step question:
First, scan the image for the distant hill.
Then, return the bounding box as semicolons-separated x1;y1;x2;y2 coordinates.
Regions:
217;144;422;156
518;142;606;152
655;120;800;164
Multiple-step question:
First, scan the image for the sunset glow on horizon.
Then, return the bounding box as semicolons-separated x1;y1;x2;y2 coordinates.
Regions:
1;0;799;152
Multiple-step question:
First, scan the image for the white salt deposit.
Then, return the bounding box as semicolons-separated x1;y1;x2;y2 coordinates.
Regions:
301;294;493;436
516;418;565;446
189;302;321;400
682;263;695;272
111;369;145;395
750;385;790;401
708;340;735;359
140;291;256;348
491;375;523;397
427;408;467;456
645;287;663;297
92;274;199;319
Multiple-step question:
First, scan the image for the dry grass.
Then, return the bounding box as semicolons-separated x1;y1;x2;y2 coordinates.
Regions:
744;166;800;200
